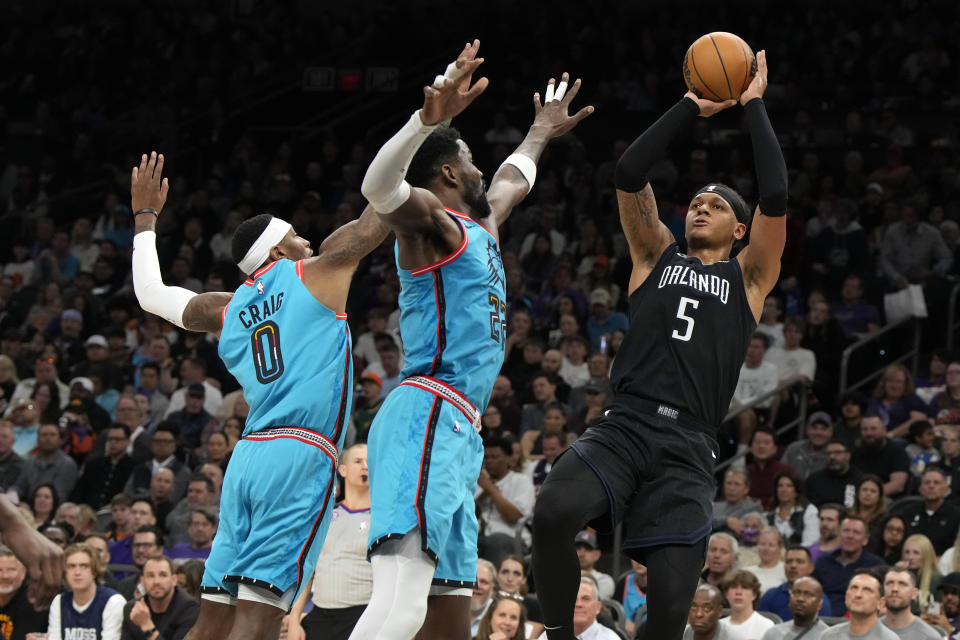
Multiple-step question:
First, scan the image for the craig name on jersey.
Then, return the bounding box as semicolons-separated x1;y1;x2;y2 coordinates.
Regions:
237;287;284;329
656;258;731;305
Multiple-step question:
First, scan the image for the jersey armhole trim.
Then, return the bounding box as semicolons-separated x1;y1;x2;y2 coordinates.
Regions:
410;216;469;276
296;259;304;282
220;299;230;328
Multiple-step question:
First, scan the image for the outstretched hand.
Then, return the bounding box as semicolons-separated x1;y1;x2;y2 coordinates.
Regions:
739;50;768;105
131;151;169;216
683;92;737;118
531;72;594;138
420;39;489;126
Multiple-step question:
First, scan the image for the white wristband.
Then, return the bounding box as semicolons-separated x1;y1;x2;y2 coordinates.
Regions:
132;231;198;329
361;110;437;213
501;154;537;194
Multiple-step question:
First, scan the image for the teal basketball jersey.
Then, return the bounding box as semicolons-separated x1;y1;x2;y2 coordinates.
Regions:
218;259;352;444
395;208;506;411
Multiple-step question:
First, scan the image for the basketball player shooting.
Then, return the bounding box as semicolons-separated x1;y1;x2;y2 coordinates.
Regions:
348;40;592;640
129;151;389;640
532;50;786;640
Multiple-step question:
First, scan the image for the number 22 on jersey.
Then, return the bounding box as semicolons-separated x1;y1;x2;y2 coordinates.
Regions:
672;296;699;342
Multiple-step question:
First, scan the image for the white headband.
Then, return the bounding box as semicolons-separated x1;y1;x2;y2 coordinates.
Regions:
238;217;292;275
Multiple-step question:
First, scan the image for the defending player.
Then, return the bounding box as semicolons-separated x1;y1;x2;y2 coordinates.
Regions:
349;41;592;640
129;152;389;640
532;51;785;640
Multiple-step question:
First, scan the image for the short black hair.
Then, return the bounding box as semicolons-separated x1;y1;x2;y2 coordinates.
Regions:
838;390;868;412
231;213;273;268
108;423;131;438
133;525;164;548
853;566;885;596
189;473;215;493
785;545;812;561
750;332;771;349
483;435;513;457
154;421;180;439
909;419;934;442
406;127;464;189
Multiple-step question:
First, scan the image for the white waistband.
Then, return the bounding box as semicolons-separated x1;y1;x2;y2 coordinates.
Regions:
401;376;482;434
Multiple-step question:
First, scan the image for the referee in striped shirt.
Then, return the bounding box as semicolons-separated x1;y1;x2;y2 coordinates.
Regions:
286;444;372;640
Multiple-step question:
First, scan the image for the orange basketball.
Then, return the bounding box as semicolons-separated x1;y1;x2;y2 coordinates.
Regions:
683;32;757;102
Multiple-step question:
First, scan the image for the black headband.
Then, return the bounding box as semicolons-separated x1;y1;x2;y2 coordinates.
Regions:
694;183;752;227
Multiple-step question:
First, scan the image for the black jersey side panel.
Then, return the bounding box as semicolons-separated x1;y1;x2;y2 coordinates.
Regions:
610;243;757;429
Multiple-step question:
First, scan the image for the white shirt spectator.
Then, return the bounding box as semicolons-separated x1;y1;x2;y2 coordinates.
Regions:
764;347;816;383
538;621;620;640
583;568;616;601
721;611;775;640
757;323;785;349
939;546;956;575
475;470;535;546
732;361;780;410
559;358;590;389
47;589;126;640
745;563;787;595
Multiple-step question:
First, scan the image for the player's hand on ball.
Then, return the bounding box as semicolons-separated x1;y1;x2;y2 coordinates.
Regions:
683;92;737;118
532;72;594;138
739;50;768;105
420;40;489;126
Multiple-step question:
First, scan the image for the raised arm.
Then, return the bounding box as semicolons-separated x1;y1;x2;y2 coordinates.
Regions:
735;52;788;319
130;152;231;335
485;73;594;228
360;40;488;235
299;204;392;313
615;93;735;291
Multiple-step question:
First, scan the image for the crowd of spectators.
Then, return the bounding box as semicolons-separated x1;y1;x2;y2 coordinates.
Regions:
2;0;960;638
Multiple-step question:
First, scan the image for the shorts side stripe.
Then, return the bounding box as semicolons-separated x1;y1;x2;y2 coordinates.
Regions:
415;396;443;558
296;461;337;590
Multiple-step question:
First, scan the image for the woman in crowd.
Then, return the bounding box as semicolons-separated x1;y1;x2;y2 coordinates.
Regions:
849;475;886;540
496;556;543;638
745;527;786;595
31;483;59;529
32;380;62;425
203;431;231;469
871;514;907;564
473;591;528;640
766;471;819;546
521;404;570;461
220;416;243;450
0;355;20;415
902;534;943;611
869;363;930;438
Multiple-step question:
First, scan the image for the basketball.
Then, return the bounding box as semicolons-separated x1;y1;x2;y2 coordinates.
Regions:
683;32;757;102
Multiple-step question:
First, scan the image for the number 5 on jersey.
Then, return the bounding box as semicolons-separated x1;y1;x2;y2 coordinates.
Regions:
672;296;699;342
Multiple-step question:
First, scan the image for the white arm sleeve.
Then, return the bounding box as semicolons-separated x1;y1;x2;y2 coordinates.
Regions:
132;231;197;329
48;594;62;640
101;594;127;640
360;110;437;213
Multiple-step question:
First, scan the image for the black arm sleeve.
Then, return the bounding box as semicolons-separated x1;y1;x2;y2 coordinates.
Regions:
744;98;788;216
614;97;699;193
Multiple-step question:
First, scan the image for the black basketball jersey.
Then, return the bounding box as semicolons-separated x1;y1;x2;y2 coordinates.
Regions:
611;243;757;429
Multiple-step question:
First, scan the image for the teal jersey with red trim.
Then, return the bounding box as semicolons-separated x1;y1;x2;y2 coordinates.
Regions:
218;259;352;443
395;209;506;411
